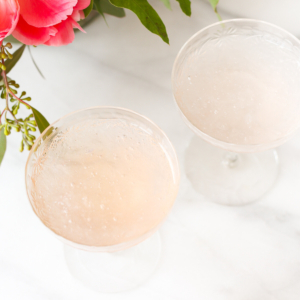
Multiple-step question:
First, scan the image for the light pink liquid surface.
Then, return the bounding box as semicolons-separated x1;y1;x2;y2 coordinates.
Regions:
27;119;178;247
175;33;300;145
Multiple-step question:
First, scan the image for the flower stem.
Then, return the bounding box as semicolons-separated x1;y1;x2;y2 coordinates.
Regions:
8;90;31;107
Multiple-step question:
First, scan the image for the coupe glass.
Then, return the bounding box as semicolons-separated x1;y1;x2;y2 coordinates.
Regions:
25;107;180;292
172;19;300;205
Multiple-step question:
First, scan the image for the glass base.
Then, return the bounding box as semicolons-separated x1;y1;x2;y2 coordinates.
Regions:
64;232;161;293
185;136;279;206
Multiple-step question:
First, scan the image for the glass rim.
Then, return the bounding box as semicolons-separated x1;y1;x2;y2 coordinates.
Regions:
25;106;180;251
26;105;180;167
171;18;300;152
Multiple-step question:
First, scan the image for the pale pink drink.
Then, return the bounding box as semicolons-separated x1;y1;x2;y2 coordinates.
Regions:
174;30;300;146
172;19;300;205
25;107;180;292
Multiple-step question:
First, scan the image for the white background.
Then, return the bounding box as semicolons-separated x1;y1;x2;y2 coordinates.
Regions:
1;1;300;299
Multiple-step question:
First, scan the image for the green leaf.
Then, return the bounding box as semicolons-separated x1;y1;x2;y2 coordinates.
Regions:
28;46;45;79
176;0;191;16
31;107;50;134
208;0;218;9
109;0;169;44
0;45;26;81
208;0;221;20
98;0;126;17
159;0;171;10
0;127;6;166
84;0;94;17
94;0;107;22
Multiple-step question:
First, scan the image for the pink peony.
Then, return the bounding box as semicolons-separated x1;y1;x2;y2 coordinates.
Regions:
0;0;20;45
0;0;90;46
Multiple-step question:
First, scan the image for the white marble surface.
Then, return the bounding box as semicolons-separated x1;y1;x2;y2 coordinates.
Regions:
1;1;300;299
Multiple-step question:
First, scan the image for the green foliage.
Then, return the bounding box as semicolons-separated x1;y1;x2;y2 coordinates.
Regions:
0;128;6;166
0;42;47;156
109;0;169;43
94;0;106;19
84;0;94;17
159;0;171;10
176;0;191;16
31;107;50;134
208;0;221;20
28;46;45;79
208;0;219;9
1;80;39;152
0;45;25;81
94;0;126;18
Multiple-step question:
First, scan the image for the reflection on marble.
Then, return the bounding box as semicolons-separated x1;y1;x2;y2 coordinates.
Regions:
1;1;300;299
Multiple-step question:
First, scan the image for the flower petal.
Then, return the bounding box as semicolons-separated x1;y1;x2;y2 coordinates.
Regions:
74;0;90;10
12;15;57;45
17;0;78;27
70;14;86;33
44;18;75;46
72;10;86;22
0;0;19;42
79;10;85;20
71;10;81;22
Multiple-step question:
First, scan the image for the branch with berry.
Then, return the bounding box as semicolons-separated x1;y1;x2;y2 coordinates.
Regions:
0;43;49;165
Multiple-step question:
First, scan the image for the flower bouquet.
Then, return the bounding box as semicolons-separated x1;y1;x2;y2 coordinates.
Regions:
0;0;218;166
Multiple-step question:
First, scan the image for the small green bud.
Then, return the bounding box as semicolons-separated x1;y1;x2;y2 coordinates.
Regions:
1;90;6;99
0;64;6;71
26;143;32;150
1;53;7;59
9;88;17;94
20;141;24;152
29;133;36;139
23;97;32;101
5;50;13;60
4;124;10;136
28;120;37;126
10;124;21;132
5;43;12;49
13;107;18;115
21;91;26;97
28;126;36;132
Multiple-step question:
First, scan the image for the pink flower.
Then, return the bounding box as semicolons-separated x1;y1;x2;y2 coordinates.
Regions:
1;0;90;46
0;0;19;45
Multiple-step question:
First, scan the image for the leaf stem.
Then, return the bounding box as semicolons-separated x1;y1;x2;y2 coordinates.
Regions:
1;58;25;124
0;108;6;123
1;61;8;125
8;90;31;107
1;65;30;108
